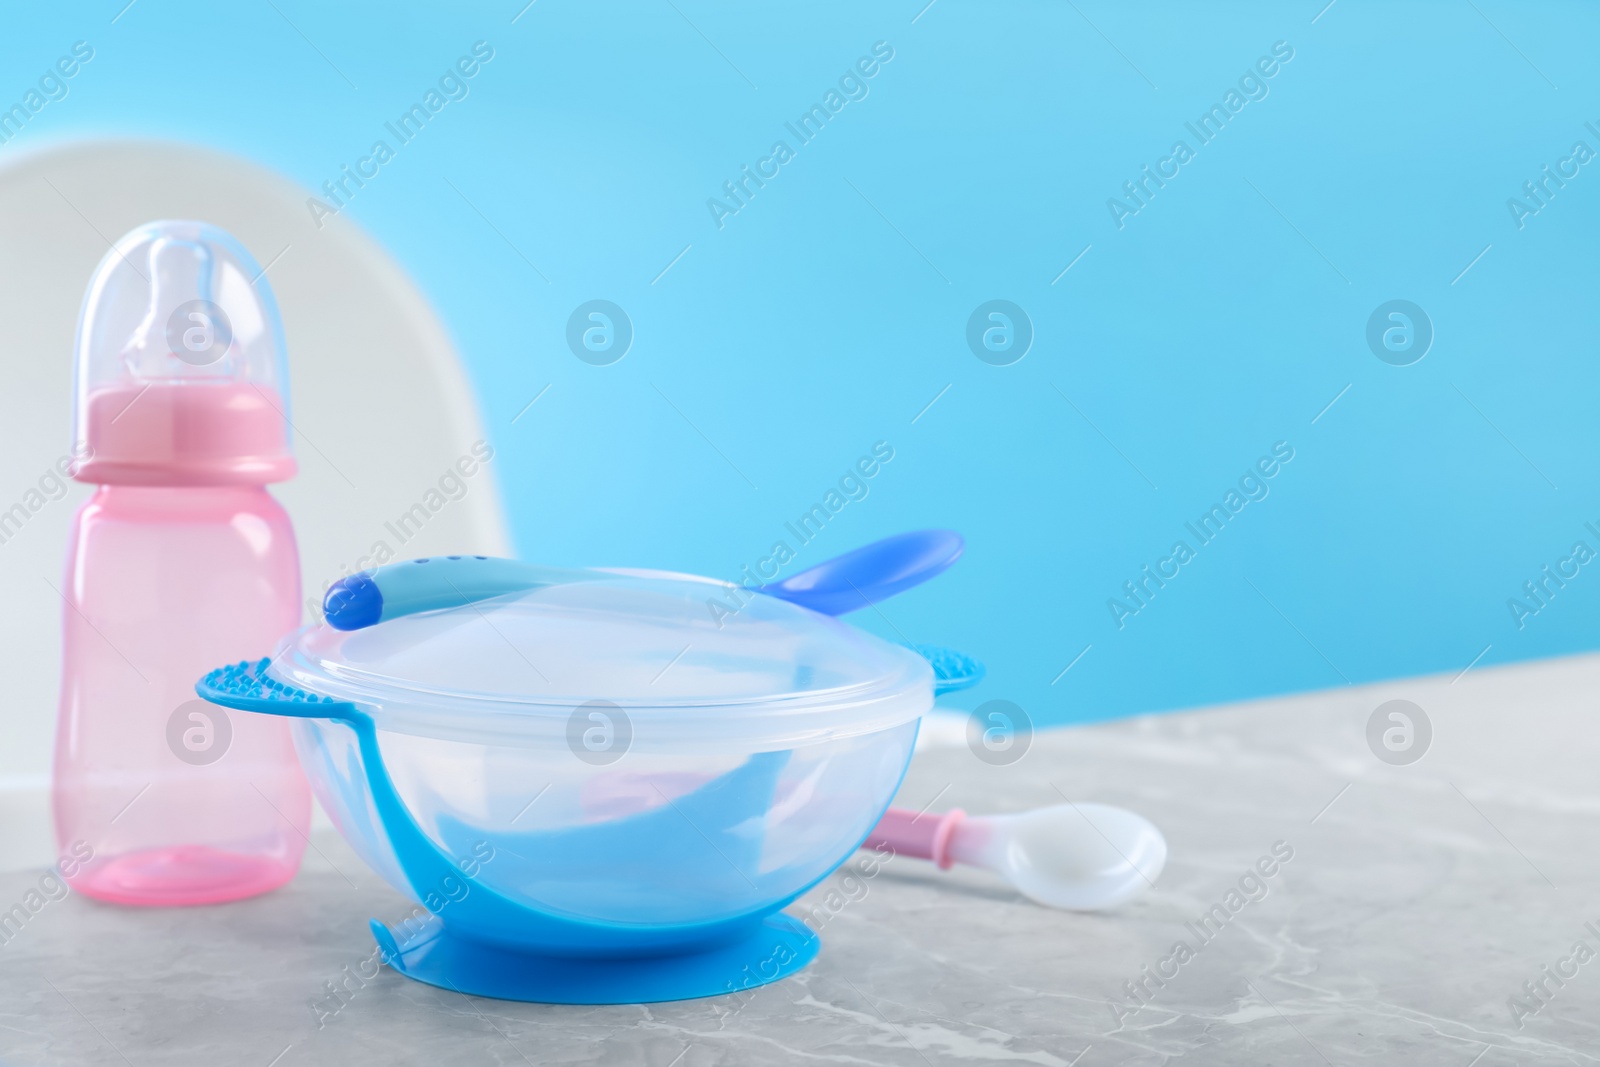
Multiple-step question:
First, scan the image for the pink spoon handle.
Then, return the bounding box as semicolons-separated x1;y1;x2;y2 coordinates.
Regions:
864;807;967;869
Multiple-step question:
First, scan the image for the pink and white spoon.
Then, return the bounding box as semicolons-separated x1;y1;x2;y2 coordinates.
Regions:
865;802;1167;911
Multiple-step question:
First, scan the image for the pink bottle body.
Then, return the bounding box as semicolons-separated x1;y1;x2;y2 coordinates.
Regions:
53;484;309;905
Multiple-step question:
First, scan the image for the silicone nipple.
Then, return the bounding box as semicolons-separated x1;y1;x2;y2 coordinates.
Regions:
119;235;235;376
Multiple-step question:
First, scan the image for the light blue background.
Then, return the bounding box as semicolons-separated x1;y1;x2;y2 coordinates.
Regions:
6;1;1598;725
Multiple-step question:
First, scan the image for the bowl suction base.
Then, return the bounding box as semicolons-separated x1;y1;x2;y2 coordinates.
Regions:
369;912;820;1005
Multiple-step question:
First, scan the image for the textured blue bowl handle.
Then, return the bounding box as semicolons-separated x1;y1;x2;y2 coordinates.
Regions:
197;658;537;934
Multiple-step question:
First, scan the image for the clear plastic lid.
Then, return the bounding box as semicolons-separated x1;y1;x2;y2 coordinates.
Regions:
71;220;295;485
269;570;934;749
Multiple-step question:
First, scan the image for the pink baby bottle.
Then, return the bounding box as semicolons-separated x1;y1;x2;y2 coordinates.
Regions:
53;220;310;905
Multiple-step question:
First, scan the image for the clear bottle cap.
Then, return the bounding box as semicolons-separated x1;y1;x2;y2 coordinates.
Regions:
71;220;295;485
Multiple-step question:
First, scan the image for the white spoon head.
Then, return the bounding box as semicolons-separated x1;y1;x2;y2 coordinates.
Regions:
985;802;1167;911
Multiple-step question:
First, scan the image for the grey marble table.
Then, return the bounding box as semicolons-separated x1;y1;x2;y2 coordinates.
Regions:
4;654;1598;1066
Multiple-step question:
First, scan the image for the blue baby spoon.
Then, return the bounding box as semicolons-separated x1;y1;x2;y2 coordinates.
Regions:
320;531;983;694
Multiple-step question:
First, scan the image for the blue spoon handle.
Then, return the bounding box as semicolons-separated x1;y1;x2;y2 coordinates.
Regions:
322;555;595;631
323;531;964;632
315;535;984;693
